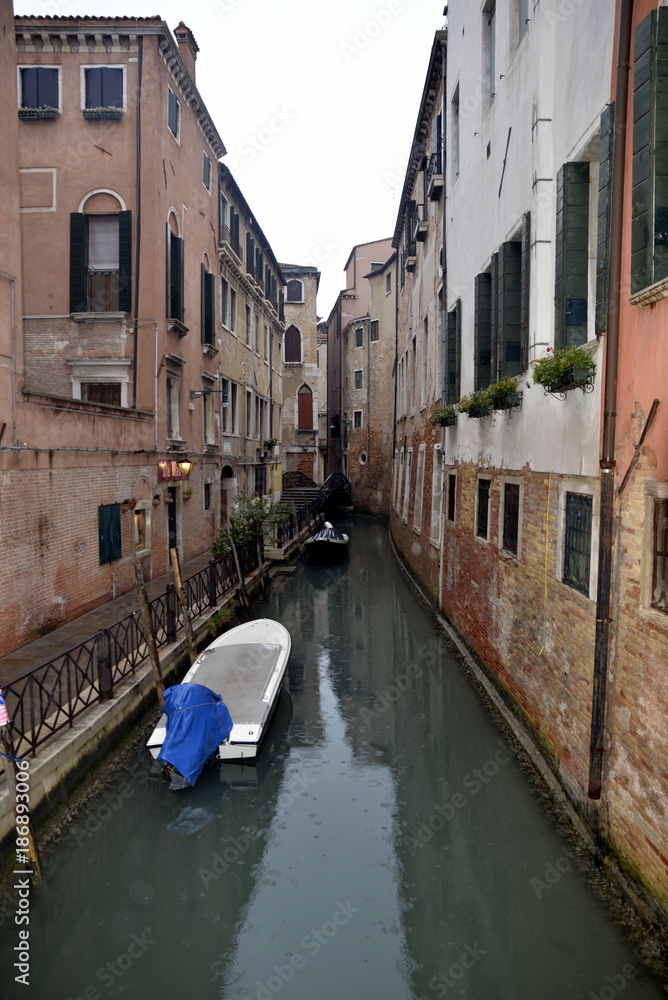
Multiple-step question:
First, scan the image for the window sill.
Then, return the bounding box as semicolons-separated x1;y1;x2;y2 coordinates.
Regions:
82;108;124;120
166;439;186;452
629;276;668;306
19;108;60;120
168;318;189;337
202;343;219;357
71;311;126;323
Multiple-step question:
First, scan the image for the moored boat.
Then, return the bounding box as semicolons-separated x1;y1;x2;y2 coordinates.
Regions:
147;618;291;787
304;521;350;563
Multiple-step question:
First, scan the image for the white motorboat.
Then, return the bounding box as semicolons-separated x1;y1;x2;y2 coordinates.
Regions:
147;618;291;771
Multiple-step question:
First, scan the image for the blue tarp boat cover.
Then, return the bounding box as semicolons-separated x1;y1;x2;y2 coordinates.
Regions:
158;683;233;787
311;522;346;541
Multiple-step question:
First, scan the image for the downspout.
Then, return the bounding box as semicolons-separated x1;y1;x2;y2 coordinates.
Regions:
588;0;633;800
132;35;143;410
438;34;448;610
366;317;371;463
0;271;18;447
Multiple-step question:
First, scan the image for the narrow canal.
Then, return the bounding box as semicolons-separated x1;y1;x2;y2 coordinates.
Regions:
1;520;665;1000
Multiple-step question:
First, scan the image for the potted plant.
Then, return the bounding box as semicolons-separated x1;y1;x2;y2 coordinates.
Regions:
486;375;523;411
82;106;124;120
152;493;161;507
183;486;193;499
121;498;136;512
458;388;492;418
429;403;458;427
532;345;596;394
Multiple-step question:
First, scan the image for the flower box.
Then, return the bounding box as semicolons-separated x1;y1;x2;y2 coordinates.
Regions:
82;107;124;120
19;107;59;120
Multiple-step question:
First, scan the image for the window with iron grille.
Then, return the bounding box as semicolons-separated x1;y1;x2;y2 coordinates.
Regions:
477;478;491;539
447;473;456;522
652;498;668;612
563;492;592;595
82;382;121;406
502;482;520;555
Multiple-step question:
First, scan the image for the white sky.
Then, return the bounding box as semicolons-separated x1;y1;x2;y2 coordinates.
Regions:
16;0;444;316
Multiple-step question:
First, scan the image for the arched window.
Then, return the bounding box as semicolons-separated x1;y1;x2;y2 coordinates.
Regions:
286;279;303;302
70;190;131;313
298;384;313;430
285;324;302;363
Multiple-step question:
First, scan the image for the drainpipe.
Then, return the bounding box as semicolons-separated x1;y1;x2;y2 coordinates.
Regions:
0;271;18;447
132;36;143;410
588;0;633;800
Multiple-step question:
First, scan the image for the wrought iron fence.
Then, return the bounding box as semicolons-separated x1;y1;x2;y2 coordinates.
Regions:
0;539;265;762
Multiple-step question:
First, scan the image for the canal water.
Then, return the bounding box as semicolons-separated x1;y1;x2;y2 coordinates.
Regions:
0;520;665;1000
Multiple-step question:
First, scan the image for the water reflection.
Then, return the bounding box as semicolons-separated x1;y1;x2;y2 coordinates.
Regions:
0;520;664;1000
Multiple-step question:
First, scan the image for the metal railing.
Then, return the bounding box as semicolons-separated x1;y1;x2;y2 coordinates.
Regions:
1;539;261;761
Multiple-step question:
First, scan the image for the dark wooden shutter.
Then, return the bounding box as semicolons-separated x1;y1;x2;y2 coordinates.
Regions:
201;266;214;345
497;241;522;377
298;385;313;429
169;233;184;322
520;211;531;370
279;290;284;321
431;113;442;173
555;161;590;348
446;300;461;403
246;232;254;275
98;503;122;565
118;210;132;313
474;273;492;390
489;251;499;381
595;104;614;333
70;212;87;312
285;325;301;363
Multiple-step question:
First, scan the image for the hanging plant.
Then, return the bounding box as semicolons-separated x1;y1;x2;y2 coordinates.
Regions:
457;388;493;418
486;375;523;411
429;403;458;427
532;345;596;395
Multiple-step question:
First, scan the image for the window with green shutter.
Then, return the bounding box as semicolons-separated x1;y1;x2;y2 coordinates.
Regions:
555;161;590;348
596;103;614;332
632;8;668;295
474;272;492;389
496;240;522;377
520;211;531;370
70;211;131;314
201;265;215;345
98;504;122;565
446;300;461;403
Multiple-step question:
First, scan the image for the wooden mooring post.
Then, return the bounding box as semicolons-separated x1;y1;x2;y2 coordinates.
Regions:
133;561;165;708
169;547;198;665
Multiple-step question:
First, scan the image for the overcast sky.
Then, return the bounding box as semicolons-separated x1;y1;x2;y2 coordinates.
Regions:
16;0;444;316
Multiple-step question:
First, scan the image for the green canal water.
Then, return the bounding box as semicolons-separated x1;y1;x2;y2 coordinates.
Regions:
0;520;665;999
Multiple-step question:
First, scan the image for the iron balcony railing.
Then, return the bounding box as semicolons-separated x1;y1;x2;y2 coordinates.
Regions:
219;225;243;262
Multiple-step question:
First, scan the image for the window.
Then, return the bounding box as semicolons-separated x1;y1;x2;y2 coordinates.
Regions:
563;492;593;595
353;409;363;429
555;162;590;347
421;317;428;408
69;212;132;314
298;385;313;429
203;152;212;191
69;358;131;407
285;324;302;363
386;272;392;295
168;87;180;139
447;472;456;523
402;448;413;520
474;222;530;384
632;8;668;294
446;300;461;402
166;358;183;440
204;482;212;510
221;277;228;326
133;505;149;554
219;191;227;241
476;478;491;540
596;104;614;333
286;278;303;302
19;66;59;114
82;382;121;405
201;264;215;346
245;303;251;345
414;445;425;532
354;369;363;390
246;389;253;437
451;84;460;179
652;499;668;613
502;482;520;556
83;66;124;110
430;447;443;542
166;224;184;327
370;320;379;342
254;312;260;353
202;379;215;445
98;503;121;565
223;380;238;434
355;327;364;348
474;272;493;389
229;288;237;333
370;262;383;271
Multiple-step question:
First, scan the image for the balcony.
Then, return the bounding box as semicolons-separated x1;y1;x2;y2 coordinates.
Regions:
414;204;428;242
219;225;242;264
405;240;417;271
427;152;443;201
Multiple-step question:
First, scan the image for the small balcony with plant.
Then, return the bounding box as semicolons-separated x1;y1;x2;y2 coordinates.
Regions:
531;345;596;398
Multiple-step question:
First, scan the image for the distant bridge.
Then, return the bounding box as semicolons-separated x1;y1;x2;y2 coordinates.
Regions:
281;471;352;513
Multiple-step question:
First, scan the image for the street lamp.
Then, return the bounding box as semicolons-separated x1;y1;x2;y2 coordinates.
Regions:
177;459;193;476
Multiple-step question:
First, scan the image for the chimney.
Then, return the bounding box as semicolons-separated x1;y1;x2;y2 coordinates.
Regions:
173;22;199;81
